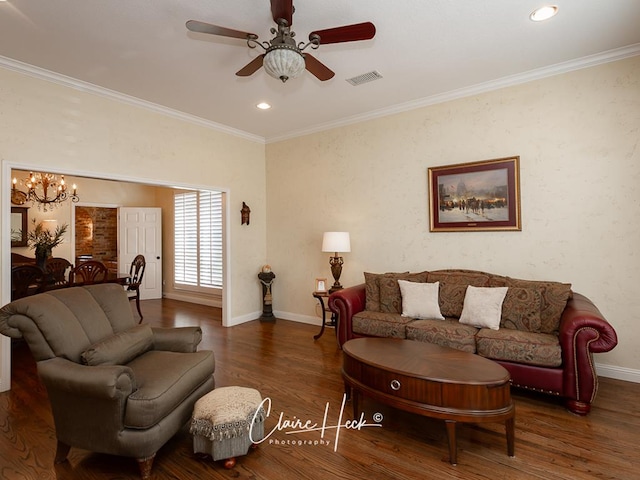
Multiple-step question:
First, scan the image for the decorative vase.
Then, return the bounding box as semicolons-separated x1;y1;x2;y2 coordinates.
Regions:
35;246;52;268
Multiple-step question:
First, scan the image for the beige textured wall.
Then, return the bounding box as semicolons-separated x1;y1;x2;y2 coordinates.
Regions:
0;67;266;326
266;56;640;372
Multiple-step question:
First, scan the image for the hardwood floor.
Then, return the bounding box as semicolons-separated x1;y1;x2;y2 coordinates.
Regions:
1;298;639;479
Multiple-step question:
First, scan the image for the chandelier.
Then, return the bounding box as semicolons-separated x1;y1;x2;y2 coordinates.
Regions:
11;172;79;212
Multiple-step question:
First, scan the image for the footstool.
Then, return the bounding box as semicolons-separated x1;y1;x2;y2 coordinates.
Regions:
189;386;265;468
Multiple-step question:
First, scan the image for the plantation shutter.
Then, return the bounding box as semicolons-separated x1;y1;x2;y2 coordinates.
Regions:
199;191;223;288
174;191;223;289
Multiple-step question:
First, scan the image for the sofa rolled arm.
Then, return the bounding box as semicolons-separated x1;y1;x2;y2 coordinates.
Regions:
38;357;136;399
559;292;618;415
37;357;136;444
328;284;366;347
152;326;203;353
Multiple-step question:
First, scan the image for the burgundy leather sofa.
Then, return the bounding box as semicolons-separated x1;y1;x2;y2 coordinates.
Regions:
329;277;618;415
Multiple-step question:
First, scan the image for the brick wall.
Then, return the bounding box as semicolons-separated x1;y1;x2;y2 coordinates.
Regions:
75;207;117;264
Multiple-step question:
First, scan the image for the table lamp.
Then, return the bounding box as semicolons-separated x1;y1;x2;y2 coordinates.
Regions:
322;232;351;293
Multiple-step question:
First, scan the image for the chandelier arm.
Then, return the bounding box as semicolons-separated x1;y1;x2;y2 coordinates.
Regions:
298;41;319;52
28;190;68;204
246;35;270;51
298;35;320;52
13;171;79;210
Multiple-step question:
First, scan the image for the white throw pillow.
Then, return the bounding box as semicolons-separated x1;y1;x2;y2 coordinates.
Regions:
459;286;509;330
398;280;444;320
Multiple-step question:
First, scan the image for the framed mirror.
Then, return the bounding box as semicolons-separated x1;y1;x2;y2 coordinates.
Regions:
11;207;28;247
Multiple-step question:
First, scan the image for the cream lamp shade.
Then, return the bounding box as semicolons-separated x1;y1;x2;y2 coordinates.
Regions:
322;232;351;254
322;232;350;293
41;219;59;232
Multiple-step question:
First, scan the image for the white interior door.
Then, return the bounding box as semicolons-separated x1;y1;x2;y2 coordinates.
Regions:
118;207;162;299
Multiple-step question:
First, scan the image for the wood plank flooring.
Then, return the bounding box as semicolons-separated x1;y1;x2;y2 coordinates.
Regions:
1;298;639;479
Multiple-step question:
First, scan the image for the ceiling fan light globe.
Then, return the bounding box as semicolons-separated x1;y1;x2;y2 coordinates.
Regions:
264;46;305;83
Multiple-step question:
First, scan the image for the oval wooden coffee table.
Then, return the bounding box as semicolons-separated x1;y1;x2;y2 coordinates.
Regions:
342;337;515;464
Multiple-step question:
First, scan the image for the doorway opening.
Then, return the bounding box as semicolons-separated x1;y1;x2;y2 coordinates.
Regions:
3;162;231;393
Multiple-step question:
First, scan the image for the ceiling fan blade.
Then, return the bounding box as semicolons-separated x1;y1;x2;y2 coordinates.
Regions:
304;54;335;81
236;55;265;77
186;20;256;40
309;22;376;45
270;0;293;25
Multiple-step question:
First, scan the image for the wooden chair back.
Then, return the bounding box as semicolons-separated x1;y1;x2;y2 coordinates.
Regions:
69;261;108;286
128;255;146;289
127;255;146;321
44;257;72;288
11;265;45;300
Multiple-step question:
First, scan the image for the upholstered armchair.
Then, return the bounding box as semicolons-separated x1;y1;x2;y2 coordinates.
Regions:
0;283;215;479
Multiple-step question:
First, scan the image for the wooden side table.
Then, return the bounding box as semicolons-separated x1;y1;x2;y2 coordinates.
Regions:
312;291;336;340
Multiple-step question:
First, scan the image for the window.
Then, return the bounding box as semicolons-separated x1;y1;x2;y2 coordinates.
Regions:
174;190;223;289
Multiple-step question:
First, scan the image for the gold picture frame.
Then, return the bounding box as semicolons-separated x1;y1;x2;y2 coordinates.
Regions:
315;278;328;293
428;156;521;232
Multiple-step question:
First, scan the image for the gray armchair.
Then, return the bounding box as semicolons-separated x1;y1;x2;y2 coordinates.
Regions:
0;283;215;479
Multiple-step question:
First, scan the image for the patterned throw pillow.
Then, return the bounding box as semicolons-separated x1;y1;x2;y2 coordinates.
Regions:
364;272;383;312
501;287;542;332
505;277;572;333
437;283;469;318
428;271;490;317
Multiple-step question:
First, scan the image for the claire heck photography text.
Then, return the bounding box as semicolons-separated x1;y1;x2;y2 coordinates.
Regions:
250;394;383;451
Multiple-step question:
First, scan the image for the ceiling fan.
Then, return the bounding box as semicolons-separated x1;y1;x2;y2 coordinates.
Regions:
186;0;376;83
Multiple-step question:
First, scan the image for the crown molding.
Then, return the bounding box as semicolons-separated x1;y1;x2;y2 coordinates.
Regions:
0;56;265;145
2;43;638;146
266;43;640;143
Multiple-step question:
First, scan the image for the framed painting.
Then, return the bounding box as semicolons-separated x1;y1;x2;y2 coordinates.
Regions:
428;156;521;232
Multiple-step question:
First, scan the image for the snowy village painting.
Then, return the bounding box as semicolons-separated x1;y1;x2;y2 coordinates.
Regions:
428;157;521;232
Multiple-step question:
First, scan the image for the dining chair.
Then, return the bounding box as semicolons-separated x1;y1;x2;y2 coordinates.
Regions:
44;257;72;289
127;255;146;322
69;261;108;285
11;264;45;300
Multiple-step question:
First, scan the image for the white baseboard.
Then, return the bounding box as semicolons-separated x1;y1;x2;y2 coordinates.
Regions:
162;292;222;308
273;310;322;326
596;363;640;383
227;310;322;328
228;310;263;327
226;310;321;327
161;293;260;326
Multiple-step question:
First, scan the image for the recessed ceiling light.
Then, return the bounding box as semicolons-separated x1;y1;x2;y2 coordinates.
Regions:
530;5;558;22
256;102;271;110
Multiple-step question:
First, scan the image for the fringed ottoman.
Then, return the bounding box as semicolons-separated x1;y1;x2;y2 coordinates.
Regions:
189;386;265;469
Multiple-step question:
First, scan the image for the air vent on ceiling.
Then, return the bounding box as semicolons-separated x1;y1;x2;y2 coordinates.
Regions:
346;70;383;86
